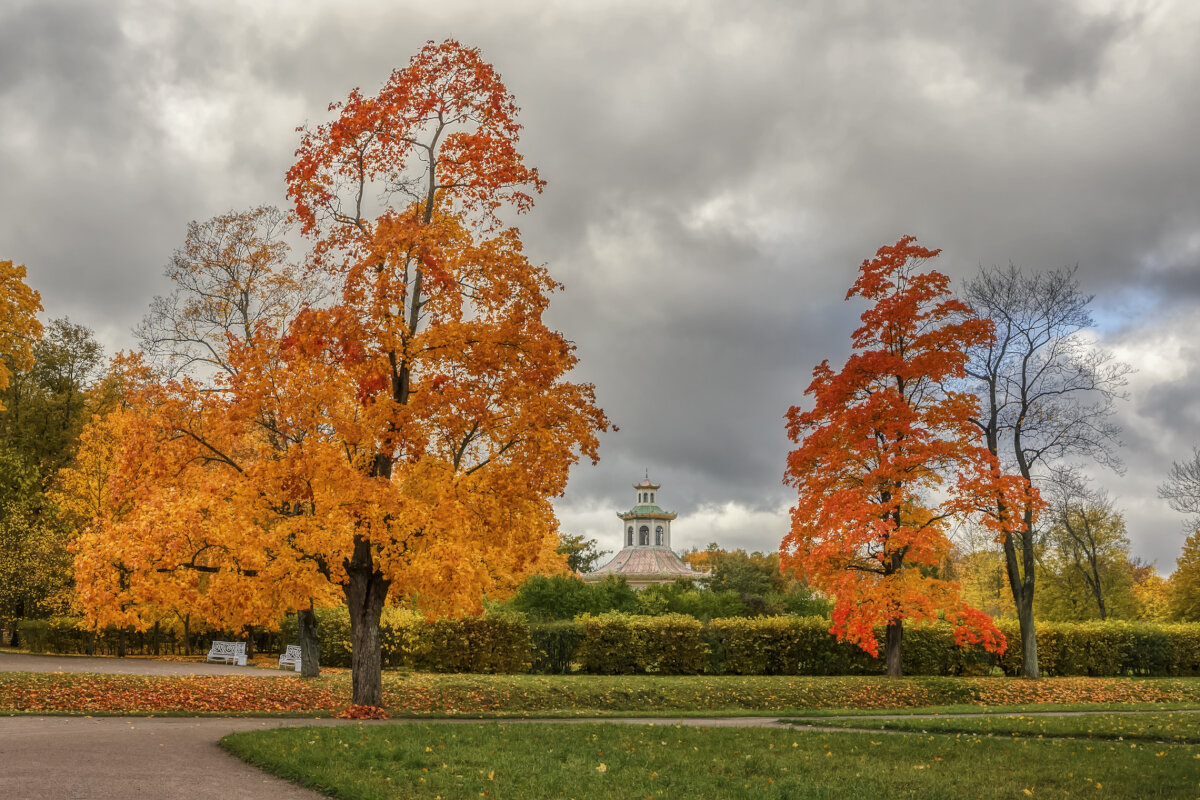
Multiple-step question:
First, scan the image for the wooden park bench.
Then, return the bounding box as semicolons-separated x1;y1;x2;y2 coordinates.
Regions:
278;644;302;672
205;640;247;666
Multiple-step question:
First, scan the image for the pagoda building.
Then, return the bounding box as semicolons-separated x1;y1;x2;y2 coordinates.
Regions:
584;475;708;589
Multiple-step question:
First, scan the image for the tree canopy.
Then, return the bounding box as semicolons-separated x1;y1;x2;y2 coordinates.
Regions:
783;236;1025;676
67;39;608;705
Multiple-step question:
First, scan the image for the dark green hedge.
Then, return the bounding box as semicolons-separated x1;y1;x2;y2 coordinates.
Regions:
21;613;1200;677
17;617;284;657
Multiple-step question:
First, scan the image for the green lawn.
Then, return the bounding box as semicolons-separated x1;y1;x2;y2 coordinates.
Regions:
794;710;1200;744
221;720;1200;799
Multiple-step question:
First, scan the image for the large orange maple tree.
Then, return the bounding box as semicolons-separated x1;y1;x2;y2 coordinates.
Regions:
782;237;1026;676
69;40;607;705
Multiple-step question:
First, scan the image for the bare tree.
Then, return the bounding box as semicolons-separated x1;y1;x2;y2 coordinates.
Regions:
1041;469;1132;621
134;206;329;677
1159;446;1200;529
136;205;325;379
963;264;1129;677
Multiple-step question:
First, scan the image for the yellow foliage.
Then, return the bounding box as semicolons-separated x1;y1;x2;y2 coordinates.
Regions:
0;260;44;409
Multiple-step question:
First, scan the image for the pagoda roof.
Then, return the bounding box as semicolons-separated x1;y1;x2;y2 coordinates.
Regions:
617;503;678;520
585;546;708;582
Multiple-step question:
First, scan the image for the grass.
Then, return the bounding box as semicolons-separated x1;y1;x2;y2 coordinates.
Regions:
221;719;1200;799
786;701;1200;718
794;710;1200;744
4;670;1200;716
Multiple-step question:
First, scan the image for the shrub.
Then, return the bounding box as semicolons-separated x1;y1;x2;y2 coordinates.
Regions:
529;621;584;674
576;612;640;674
408;614;531;673
638;614;706;674
574;613;706;674
506;574;596;621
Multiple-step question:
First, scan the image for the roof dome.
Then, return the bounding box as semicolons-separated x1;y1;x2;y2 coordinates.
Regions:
584;476;708;588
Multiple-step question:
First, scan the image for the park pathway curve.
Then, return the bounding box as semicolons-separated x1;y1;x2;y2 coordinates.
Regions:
0;716;335;800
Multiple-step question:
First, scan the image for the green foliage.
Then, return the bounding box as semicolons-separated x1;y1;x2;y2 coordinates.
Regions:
0;445;73;635
574;612;707;674
995;619;1200;677
528;621;583;674
17;614;254;656
1169;529;1200;621
503;569;828;624
23;610;1200;679
575;612;639;674
702;546;784;596
407;614;531;674
288;607;532;673
505;574;596;621
1;318;105;480
555;534;609;574
589;575;640;614
1036;482;1137;621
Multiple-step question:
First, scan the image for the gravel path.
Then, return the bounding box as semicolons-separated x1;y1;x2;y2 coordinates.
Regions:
0;716;334;800
0;650;291;676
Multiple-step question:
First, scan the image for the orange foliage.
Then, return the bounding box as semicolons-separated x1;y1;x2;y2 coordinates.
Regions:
0;260;44;409
782;237;1027;665
67;41;607;705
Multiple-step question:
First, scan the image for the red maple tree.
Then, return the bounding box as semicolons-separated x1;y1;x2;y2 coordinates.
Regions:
782;236;1027;676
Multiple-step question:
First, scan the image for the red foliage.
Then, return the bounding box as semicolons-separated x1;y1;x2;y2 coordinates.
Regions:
783;237;1027;667
336;704;391;720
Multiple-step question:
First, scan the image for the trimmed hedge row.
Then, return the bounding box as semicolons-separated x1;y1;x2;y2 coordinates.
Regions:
283;612;1200;677
995;620;1200;677
17;617;285;657
283;608;532;673
21;612;1200;677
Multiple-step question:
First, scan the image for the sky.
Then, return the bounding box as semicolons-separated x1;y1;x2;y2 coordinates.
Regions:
3;0;1198;571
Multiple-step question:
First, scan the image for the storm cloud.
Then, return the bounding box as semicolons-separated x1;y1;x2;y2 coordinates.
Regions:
3;0;1198;568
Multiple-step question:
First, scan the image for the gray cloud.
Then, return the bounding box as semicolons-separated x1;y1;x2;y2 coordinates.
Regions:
3;0;1199;568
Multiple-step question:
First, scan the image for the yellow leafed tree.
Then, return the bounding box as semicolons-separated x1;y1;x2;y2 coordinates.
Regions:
69;40;608;705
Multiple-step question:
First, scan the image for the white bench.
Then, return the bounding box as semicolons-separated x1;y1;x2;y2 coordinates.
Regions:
205;640;247;666
278;644;302;672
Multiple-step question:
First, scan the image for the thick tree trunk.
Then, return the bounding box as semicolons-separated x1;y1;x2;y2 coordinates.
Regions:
885;621;903;678
117;627;127;658
344;535;391;706
298;605;321;678
245;625;255;661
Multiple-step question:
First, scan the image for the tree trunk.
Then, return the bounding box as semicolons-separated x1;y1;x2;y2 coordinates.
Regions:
182;616;191;656
117;627;127;658
1015;591;1039;677
298;605;321;678
11;598;23;648
245;625;255;661
344;535;391;706
1003;519;1040;679
885;620;903;677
